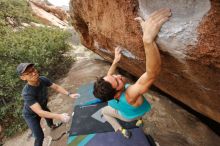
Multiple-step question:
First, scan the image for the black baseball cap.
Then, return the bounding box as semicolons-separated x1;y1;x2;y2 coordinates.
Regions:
16;63;34;76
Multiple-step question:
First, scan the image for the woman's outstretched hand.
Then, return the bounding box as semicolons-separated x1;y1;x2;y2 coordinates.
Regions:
69;93;80;99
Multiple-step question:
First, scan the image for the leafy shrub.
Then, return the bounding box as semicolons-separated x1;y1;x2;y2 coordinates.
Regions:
0;26;72;137
0;0;35;26
0;0;73;138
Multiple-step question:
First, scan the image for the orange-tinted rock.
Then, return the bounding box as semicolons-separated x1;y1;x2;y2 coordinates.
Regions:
69;0;220;122
29;0;68;28
30;0;68;21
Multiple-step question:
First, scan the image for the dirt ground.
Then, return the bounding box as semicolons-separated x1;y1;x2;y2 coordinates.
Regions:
3;46;220;146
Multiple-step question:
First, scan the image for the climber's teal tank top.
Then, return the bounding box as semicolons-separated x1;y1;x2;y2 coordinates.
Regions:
108;84;151;119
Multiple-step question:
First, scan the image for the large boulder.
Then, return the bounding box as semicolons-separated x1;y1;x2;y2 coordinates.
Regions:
30;0;68;21
29;0;69;28
69;0;220;123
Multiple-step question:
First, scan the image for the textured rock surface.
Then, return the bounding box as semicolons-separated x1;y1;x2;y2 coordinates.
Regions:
70;0;220;122
30;0;68;21
29;0;68;28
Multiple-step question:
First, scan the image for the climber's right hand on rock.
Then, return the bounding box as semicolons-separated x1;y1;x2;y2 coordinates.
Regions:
135;8;171;44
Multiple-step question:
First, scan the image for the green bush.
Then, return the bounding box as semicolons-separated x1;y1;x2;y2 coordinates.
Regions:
0;0;73;138
0;27;72;137
0;0;35;26
0;28;72;136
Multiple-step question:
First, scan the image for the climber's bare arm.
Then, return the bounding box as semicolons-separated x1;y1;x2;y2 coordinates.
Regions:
126;8;171;104
107;47;122;76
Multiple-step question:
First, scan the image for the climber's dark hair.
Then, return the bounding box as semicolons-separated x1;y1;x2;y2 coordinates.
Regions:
93;76;117;102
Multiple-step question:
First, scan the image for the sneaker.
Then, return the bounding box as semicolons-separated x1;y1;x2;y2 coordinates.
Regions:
50;122;63;130
136;119;144;127
27;132;33;141
121;128;131;139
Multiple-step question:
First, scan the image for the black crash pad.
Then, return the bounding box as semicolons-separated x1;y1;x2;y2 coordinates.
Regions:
69;102;137;136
